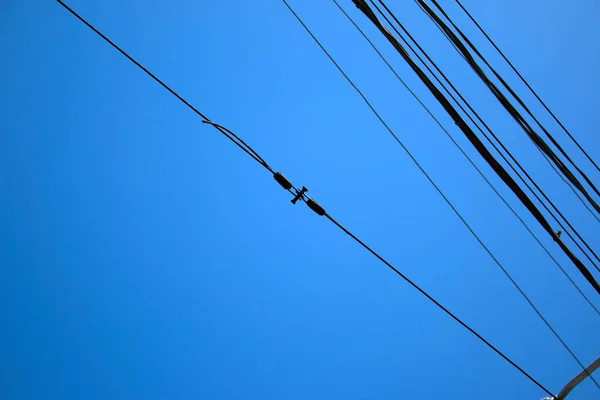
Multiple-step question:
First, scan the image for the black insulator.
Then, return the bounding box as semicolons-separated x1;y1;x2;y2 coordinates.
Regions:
307;199;326;216
273;172;293;190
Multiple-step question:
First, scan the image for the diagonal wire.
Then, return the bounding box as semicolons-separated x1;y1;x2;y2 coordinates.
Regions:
324;211;555;397
56;0;273;174
454;0;600;175
332;0;600;318
367;0;600;278
58;0;555;396
284;0;600;391
413;0;600;225
361;0;600;389
414;0;600;218
283;0;592;378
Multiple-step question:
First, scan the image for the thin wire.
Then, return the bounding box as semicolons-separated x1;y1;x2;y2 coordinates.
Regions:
541;148;600;225
415;0;600;222
55;0;273;174
332;0;600;318
454;0;600;175
368;0;600;278
59;0;553;395
282;1;595;389
323;212;554;397
365;0;600;389
419;1;600;226
415;0;600;218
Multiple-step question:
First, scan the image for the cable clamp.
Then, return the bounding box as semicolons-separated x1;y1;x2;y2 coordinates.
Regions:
291;186;308;204
273;172;326;216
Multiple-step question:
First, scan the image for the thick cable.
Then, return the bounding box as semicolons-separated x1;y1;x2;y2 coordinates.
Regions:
323;212;554;397
367;0;600;278
355;0;600;387
58;0;554;395
284;0;598;391
454;0;600;175
414;0;600;217
332;0;600;318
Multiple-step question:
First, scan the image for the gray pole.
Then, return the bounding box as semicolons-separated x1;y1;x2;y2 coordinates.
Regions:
543;356;600;400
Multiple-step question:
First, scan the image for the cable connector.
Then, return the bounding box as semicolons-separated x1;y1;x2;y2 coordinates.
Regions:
291;187;308;204
273;172;292;190
273;172;325;216
307;198;326;216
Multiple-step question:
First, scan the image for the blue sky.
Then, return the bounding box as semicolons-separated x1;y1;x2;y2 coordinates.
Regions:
2;0;600;399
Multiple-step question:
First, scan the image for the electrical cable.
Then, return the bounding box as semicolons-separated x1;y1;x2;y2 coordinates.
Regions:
284;0;599;391
56;0;274;175
57;0;555;395
453;0;600;176
350;0;600;387
366;0;600;278
413;0;600;218
332;0;600;318
413;1;600;225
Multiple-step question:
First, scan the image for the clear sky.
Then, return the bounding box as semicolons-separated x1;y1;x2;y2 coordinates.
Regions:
2;0;600;399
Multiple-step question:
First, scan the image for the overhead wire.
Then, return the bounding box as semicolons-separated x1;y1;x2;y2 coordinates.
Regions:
283;0;600;391
57;0;274;175
366;0;600;280
366;0;600;279
352;0;600;388
413;0;600;218
453;0;600;175
331;0;600;318
57;0;553;396
369;0;600;276
413;0;600;225
57;0;555;395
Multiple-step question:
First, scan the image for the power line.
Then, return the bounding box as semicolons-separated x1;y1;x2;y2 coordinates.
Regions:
57;0;554;396
379;0;600;273
360;0;600;277
413;0;600;225
414;0;600;218
354;0;600;388
365;0;600;285
421;0;600;240
56;0;273;175
283;0;598;391
331;0;600;318
453;0;600;175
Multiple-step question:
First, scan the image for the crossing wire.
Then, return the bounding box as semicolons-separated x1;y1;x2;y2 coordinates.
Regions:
57;0;555;396
354;0;600;389
366;0;600;281
413;0;600;218
332;0;600;318
454;0;600;175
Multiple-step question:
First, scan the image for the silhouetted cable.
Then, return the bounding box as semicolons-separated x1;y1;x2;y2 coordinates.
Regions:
332;0;600;318
58;1;554;395
414;0;600;217
540;149;600;225
55;0;274;175
454;0;600;175
416;2;599;222
323;212;554;397
367;0;600;278
352;0;600;387
284;0;600;391
418;1;600;225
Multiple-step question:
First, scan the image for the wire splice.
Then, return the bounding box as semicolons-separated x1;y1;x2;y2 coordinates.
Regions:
291;186;308;204
60;0;555;395
273;172;293;190
307;198;326;216
351;0;600;295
